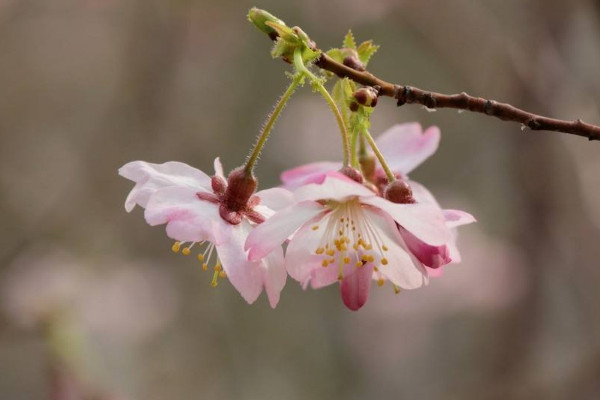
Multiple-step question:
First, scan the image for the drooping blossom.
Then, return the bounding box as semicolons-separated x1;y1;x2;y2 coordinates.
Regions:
245;171;454;310
280;123;475;275
119;158;293;308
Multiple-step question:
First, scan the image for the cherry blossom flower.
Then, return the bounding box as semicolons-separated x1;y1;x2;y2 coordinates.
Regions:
279;123;475;275
119;158;293;308
245;171;454;310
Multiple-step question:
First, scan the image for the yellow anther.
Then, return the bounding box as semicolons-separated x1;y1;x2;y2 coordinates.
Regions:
356;261;363;268
361;254;369;262
218;271;227;278
353;244;359;250
315;247;325;255
211;270;219;287
364;244;373;251
182;247;191;256
343;256;350;264
366;255;375;263
338;230;344;236
312;225;319;231
393;285;401;294
377;279;385;287
329;258;335;264
214;264;222;272
337;272;344;281
382;245;388;251
381;258;388;265
202;263;208;271
326;249;335;257
374;267;379;272
197;253;205;261
171;242;181;253
322;259;329;267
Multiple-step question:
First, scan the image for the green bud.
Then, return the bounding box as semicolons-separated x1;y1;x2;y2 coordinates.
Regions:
248;8;286;39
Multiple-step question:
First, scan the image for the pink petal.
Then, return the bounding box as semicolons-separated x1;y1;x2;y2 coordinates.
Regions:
361;196;451;246
443;209;476;228
144;187;220;243
340;264;374;311
119;161;211;212
260;247;287;308
293;174;375;203
363;207;428;289
216;221;264;305
245;201;325;261
409;180;441;207
280;161;342;189
376;123;440;175
400;227;451;269
255;187;294;212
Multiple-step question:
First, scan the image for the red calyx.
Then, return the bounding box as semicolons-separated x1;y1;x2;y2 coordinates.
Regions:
197;166;263;225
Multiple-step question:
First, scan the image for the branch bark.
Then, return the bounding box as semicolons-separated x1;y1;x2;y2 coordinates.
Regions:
315;53;600;141
260;23;600;141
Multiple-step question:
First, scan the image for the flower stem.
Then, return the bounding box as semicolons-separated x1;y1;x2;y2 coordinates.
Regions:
293;49;351;167
244;74;303;176
362;128;396;182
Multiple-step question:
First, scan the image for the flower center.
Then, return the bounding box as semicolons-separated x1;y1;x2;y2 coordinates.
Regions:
171;241;227;287
312;198;390;284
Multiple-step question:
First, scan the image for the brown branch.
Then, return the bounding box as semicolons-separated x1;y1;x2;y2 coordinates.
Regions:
260;24;600;141
315;54;600;141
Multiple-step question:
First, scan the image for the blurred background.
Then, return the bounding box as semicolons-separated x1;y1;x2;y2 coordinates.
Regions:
1;0;600;399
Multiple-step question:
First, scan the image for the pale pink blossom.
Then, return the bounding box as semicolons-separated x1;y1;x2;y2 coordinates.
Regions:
279;123;475;274
245;172;453;310
119;158;293;308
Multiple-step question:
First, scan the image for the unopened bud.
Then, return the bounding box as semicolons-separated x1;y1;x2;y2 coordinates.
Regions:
343;55;365;71
338;166;364;184
223;167;258;214
383;180;415;204
248;8;286;40
353;87;378;107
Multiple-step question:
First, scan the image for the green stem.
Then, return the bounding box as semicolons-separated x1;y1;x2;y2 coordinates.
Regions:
293;49;351;167
244;74;302;176
362;128;396;182
350;127;359;168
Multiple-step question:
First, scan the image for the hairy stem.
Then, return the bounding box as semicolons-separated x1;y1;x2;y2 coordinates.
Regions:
244;74;302;175
362;128;395;182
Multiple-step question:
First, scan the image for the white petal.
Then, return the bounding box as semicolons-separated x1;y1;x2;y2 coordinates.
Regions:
363;208;428;289
144;186;220;243
255;187;294;212
361;196;451;246
245;201;325;261
119;161;212;211
213;157;225;179
293;174;375;203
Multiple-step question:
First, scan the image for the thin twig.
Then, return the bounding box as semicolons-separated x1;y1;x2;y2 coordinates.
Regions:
262;30;600;141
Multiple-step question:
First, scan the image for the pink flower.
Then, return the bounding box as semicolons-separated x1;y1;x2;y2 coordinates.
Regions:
245;172;453;310
279;123;475;274
119;158;293;308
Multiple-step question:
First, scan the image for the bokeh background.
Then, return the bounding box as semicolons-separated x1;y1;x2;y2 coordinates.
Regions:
1;0;600;399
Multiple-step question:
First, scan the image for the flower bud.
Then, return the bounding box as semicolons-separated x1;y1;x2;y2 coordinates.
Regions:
247;8;286;40
343;55;366;72
338;166;364;184
383;180;415;204
353;87;378;107
223;167;258;213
